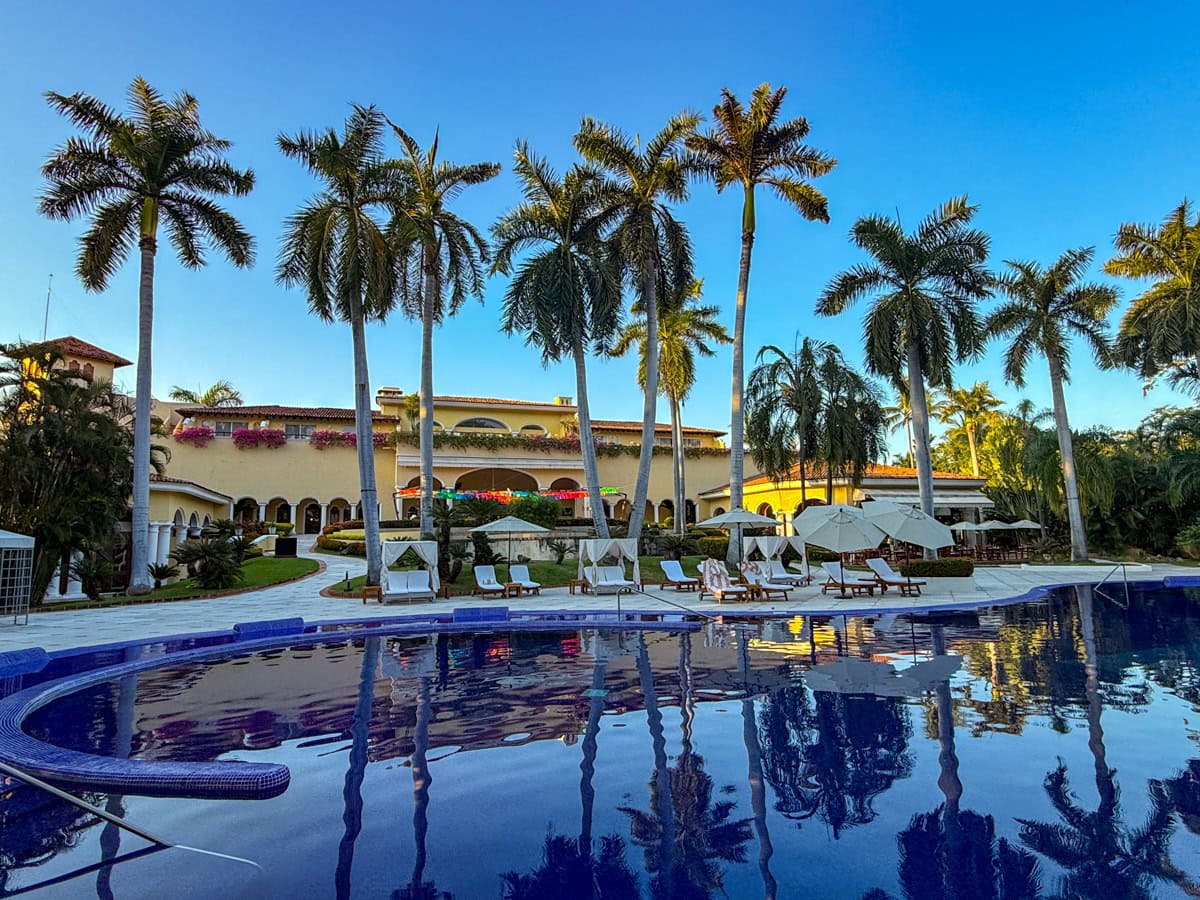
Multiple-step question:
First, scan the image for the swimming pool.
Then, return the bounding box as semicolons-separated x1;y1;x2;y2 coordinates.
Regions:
4;582;1200;897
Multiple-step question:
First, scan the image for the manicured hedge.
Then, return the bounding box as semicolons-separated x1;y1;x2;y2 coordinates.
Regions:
697;536;729;559
898;558;975;578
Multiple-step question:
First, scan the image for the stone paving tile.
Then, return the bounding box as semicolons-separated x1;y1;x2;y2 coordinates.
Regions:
1;551;1192;655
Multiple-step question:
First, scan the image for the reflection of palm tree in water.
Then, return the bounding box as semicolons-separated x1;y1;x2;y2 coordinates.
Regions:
619;633;752;898
737;629;777;900
97;647;140;900
335;636;380;900
394;675;444;900
1017;586;1200;898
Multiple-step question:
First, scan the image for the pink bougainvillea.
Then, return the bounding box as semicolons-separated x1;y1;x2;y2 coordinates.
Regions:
173;425;215;448
231;427;288;449
309;429;391;450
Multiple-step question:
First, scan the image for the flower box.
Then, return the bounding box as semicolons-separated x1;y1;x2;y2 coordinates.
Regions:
173;425;214;448
232;427;288;450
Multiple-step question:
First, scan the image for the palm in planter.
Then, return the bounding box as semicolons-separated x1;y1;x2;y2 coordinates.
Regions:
147;562;178;590
39;78;255;593
276;106;400;587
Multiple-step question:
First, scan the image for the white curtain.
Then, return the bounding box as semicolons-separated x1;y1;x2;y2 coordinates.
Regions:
577;537;640;585
745;535;784;559
382;540;440;592
785;535;810;574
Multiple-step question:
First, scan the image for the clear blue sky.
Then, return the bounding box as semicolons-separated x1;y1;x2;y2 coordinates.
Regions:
2;0;1198;457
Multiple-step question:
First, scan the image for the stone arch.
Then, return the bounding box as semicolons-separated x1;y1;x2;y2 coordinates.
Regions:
328;496;351;524
173;508;185;543
659;499;675;525
403;475;444;491
684;499;697;524
296;497;321;534
756;502;775;519
549;476;580;517
452;416;509;433
265;497;291;524
713;506;727;517
519;423;548;436
82;362;94;379
455;467;538;493
233;497;259;524
613;499;631;522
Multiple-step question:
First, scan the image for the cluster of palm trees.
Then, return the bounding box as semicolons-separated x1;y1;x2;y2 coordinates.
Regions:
37;74;1199;588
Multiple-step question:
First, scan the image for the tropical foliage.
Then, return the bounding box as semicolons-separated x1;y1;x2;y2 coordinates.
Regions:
168;380;242;407
931;382;1002;478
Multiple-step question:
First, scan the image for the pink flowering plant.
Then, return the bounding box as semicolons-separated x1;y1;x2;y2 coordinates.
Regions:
231;427;287;449
173;425;214;448
310;430;391;450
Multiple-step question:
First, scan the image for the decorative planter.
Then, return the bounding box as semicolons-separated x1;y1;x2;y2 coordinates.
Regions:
274;537;298;558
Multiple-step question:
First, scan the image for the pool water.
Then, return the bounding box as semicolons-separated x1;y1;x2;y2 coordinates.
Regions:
6;583;1200;898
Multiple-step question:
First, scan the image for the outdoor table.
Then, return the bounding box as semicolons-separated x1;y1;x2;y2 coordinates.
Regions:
504;582;523;599
569;578;587;595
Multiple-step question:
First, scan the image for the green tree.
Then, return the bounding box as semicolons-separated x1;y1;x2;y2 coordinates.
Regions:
0;345;147;604
1104;200;1200;381
932;382;1002;478
575;112;697;536
611;280;731;534
39;77;254;593
276;105;399;586
388;122;500;537
492;143;621;538
986;248;1118;561
687;84;836;516
746;337;887;506
816;198;990;554
168;379;242;407
882;381;917;466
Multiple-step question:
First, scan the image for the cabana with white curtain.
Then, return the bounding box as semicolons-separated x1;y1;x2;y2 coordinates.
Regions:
577;538;641;589
381;539;439;602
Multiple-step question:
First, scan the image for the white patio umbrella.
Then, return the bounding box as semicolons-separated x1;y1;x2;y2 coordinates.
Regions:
862;500;953;561
695;508;780;562
950;521;979;532
1009;519;1043;530
469;515;550;566
792;504;862;538
801;508;885;595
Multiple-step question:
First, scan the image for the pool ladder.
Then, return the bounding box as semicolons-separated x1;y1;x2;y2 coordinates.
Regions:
1094;562;1131;608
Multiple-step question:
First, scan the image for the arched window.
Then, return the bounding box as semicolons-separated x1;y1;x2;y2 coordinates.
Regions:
520;424;547;435
68;360;80;372
756;503;775;518
454;417;508;431
82;363;94;379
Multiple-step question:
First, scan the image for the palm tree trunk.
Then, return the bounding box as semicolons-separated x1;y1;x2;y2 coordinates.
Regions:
579;651;607;850
419;248;437;538
1048;356;1088;561
906;342;937;559
573;340;610;540
906;414;916;465
1076;585;1114;810
410;675;432;893
127;240;156;594
670;394;685;535
637;634;677;888
335;636;379;899
348;294;383;586
629;260;659;537
739;634;777;900
729;192;755;513
966;425;980;478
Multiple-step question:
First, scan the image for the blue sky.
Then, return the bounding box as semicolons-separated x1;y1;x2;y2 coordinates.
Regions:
2;0;1198;457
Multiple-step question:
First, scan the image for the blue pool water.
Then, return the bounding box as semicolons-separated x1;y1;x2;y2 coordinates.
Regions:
5;583;1200;898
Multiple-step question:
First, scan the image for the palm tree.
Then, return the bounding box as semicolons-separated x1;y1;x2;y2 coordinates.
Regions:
986;248;1118;561
276;105;400;586
168;379;242;407
931;382;1002;478
388;123;500;537
687;84;836;514
881;381;917;466
746;337;886;506
39;77;254;593
610;280;731;533
575;112;697;536
492;143;621;539
1104;200;1200;380
816;198;990;552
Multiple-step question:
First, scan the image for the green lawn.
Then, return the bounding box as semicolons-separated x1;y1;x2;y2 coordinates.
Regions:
328;555;705;597
42;556;320;611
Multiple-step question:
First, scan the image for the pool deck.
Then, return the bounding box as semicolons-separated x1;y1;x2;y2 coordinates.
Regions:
3;540;1197;654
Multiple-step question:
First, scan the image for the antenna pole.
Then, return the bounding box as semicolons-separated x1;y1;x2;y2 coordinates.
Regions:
42;274;53;340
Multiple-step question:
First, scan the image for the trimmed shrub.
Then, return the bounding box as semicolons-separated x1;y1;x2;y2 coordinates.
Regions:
697;536;729;559
507;495;563;530
898;558;975;578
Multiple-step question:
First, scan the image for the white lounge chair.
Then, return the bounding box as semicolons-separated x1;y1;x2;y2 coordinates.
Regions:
508;564;541;595
586;565;637;594
739;561;793;600
766;558;807;586
383;568;436;604
866;557;925;597
700;558;749;603
787;559;815;584
473;565;506;598
659;559;699;591
820;562;877;596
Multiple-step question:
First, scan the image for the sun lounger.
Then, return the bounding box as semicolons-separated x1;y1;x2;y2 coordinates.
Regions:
787;560;815;584
586;565;637;594
508;564;541;596
739;561;793;600
866;558;925;597
821;562;877;596
700;558;750;603
766;558;807;586
473;565;507;598
659;559;699;591
383;568;436;604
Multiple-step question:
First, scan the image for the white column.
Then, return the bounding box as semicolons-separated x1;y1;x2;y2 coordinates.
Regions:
43;560;63;601
319;503;328;530
653;503;661;524
257;501;266;522
175;523;187;546
63;550;85;599
155;522;173;566
582;495;591;518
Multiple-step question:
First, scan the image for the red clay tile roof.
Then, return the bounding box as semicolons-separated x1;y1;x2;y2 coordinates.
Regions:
149;473;231;498
432;395;577;408
45;336;132;367
173;404;399;422
592;419;726;436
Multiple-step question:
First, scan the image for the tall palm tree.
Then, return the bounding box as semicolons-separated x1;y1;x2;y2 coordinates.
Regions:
277;106;399;586
986;248;1118;561
388;123;500;537
575;113;697;536
492;143;621;538
1104;200;1200;380
687;84;836;514
610;280;731;533
931;382;1002;478
40;77;254;593
817;197;990;553
168;379;242;407
746;337;886;506
881;381;916;466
